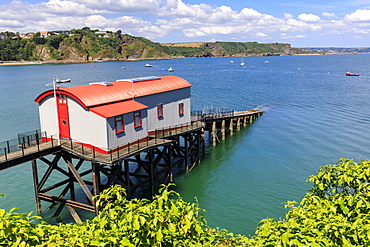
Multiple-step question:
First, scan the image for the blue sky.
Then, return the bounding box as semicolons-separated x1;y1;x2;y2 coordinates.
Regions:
1;0;370;47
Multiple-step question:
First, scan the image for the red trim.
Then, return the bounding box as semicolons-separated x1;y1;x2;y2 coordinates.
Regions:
157;104;163;118
35;89;87;108
148;125;190;135
114;115;124;133
134;111;142;128
42;137;55;142
42;136;151;155
35;76;192;108
89;100;148;119
76;137;150;154
178;103;184;115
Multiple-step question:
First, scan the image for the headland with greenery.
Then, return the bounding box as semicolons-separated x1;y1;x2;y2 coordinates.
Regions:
0;27;315;65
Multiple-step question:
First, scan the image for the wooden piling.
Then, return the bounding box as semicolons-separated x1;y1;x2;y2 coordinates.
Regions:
221;120;226;140
229;119;234;135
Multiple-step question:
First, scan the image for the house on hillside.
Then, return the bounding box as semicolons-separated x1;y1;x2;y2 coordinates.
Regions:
35;76;192;154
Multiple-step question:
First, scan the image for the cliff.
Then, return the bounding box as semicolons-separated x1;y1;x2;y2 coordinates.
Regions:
0;28;315;64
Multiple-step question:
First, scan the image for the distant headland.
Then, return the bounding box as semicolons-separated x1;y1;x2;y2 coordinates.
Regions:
0;27;367;65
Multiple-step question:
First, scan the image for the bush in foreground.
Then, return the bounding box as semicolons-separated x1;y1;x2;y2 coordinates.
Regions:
1;158;370;246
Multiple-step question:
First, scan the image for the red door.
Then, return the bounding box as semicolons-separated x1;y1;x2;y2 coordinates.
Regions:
57;94;70;139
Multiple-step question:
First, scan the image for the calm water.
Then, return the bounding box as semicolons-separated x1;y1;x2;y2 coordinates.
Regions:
1;54;370;235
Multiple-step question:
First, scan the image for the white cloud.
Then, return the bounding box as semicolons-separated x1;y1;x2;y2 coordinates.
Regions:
0;0;369;46
238;8;264;20
298;13;320;22
0;19;24;28
322;12;336;18
344;9;370;22
255;32;267;38
284;13;293;19
71;0;162;13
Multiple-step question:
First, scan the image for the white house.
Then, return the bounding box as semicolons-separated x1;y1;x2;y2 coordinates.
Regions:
35;76;192;154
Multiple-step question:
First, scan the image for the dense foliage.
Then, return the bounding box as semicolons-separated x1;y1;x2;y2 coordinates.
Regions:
215;41;286;55
161;45;211;57
0;28;168;62
1;158;369;246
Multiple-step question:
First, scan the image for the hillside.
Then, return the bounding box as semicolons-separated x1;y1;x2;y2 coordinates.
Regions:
0;27;314;64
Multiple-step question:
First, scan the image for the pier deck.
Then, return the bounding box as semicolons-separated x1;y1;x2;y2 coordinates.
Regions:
0;121;204;170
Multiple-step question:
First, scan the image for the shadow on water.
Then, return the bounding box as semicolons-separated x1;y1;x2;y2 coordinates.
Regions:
175;122;267;235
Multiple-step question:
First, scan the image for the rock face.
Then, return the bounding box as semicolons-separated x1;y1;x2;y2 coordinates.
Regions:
29;36;312;63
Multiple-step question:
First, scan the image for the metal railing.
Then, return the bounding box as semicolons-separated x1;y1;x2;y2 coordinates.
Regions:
0;130;50;162
1;121;204;163
191;108;235;121
60;121;204;162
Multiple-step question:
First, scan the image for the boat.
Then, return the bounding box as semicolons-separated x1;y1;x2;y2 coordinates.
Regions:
346;71;360;76
168;67;174;72
240;57;245;66
144;63;153;67
55;78;71;83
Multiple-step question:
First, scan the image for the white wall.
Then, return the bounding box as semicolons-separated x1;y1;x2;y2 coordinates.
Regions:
136;87;191;132
38;95;59;139
67;98;108;149
106;110;148;149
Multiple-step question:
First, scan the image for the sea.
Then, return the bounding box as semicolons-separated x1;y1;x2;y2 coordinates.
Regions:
1;54;370;236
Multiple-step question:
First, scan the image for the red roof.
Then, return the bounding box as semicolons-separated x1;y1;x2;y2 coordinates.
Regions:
89;100;148;118
35;76;191;108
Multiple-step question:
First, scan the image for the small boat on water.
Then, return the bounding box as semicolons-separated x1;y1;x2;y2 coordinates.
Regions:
55;78;71;83
346;71;360;76
144;63;153;67
168;67;174;72
240;57;245;66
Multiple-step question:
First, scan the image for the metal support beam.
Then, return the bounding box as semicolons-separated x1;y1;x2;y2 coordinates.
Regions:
31;159;42;215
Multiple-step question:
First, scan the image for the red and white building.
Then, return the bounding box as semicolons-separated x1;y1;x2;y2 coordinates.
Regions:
35;76;192;154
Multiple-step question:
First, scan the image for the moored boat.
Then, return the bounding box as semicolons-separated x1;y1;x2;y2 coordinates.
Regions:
55;78;71;83
346;71;360;76
168;67;174;72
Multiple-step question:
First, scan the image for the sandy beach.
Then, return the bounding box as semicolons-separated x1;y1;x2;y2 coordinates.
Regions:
0;61;44;66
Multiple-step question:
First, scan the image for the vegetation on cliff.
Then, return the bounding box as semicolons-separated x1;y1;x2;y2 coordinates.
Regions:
0;27;313;63
1;158;370;246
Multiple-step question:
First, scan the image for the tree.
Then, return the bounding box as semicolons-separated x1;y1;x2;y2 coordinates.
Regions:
251;158;370;246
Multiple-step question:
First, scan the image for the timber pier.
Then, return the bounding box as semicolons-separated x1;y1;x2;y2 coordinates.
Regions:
0;109;263;223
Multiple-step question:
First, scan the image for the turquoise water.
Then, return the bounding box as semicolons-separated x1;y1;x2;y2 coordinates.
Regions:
1;55;370;235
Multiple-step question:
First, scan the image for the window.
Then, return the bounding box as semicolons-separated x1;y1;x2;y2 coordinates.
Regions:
58;94;67;104
178;103;184;115
114;115;124;133
157;104;163;118
134;111;142;128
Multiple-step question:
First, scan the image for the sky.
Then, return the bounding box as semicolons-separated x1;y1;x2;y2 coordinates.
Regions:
1;0;370;47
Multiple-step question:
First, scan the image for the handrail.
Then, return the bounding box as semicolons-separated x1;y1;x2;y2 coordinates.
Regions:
0;130;48;162
60;121;204;162
0;121;204;163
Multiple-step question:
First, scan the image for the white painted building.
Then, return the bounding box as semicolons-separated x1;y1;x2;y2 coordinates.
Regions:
35;76;192;154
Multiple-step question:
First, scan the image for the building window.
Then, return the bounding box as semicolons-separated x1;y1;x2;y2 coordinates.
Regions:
58;94;67;104
114;116;124;133
134;111;142;128
157;104;163;118
178;103;184;115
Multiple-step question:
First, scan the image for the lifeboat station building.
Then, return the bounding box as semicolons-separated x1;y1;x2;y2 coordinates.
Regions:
35;76;192;154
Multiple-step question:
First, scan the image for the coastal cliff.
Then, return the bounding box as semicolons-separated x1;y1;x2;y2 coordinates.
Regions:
0;28;314;64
